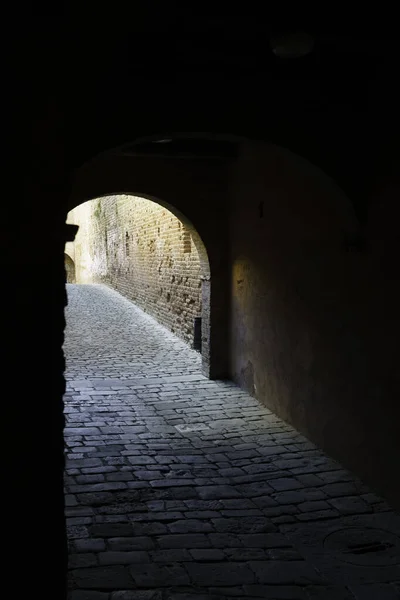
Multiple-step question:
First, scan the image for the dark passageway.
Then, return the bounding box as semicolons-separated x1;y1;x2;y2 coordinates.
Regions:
65;284;400;598
8;22;400;600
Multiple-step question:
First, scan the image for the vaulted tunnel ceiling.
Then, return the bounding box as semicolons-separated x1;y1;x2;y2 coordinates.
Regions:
27;20;398;203
116;138;239;160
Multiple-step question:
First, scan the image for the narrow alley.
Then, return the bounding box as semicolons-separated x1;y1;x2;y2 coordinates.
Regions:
64;284;400;600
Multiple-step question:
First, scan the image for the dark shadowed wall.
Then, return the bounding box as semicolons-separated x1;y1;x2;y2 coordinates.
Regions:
229;142;400;506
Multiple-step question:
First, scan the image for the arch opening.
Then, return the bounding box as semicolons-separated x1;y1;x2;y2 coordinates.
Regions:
64;253;76;283
66;193;212;374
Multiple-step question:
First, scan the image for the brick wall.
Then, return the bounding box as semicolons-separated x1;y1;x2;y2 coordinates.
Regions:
68;195;202;346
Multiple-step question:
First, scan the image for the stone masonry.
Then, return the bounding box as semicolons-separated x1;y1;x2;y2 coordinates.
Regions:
64;284;400;599
67;195;203;346
65;254;76;283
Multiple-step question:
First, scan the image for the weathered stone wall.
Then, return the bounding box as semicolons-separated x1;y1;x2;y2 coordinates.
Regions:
229;142;400;506
68;195;203;346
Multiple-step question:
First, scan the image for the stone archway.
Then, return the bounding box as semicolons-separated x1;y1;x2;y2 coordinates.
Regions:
66;194;216;377
64;253;75;283
67;151;231;380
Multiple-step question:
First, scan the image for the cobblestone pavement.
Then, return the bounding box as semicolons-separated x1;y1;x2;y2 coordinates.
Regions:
64;284;400;600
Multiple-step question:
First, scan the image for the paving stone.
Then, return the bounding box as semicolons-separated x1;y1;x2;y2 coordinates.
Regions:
185;562;256;585
219;467;245;477
76;475;106;484
316;470;356;484
67;525;90;539
91;524;133;537
252;495;279;508
257;445;288;456
70;482;129;493
208;533;243;548
179;455;210;463
149;486;199;500
297;501;331;512
129;563;190;586
69;592;110;600
65;285;399;597
360;492;384;505
111;593;162;600
73;538;106;553
98;551;149;565
167;519;214;533
271;490;327;504
70;566;134;589
97;502;146;515
82;466;117;474
269;478;306;491
220;509;263;517
127;456;156;465
129;511;183;522
77;492;114;506
271;515;298;525
108;537;155;551
266;548;304;560
349;583;400;599
183;510;221;519
328;496;372;515
184;499;222;510
189;548;225;561
296;509;340;521
234;482;275;497
305;585;357;599
132;522;167;535
372;501;393;513
320;482;361;497
127;481;151;490
249;561;324;584
239;533;291;548
224;548;266;560
220;498;256;509
212;517;276;534
149;479;196;488
150;549;192;562
196;485;241;499
242;584;306;598
65;428;101;436
165;594;226;600
157;534;211;548
296;474;324;487
392;583;400;597
66;494;78;506
68;516;93;526
107;473;135;482
69;553;98;569
226;450;260;460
